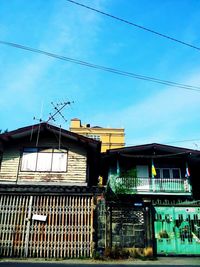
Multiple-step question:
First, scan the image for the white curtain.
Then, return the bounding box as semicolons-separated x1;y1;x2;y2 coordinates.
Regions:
21;152;37;171
36;153;52;171
52;153;67;172
21;150;67;172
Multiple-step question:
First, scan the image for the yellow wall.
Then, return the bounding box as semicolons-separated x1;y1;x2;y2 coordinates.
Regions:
70;118;125;152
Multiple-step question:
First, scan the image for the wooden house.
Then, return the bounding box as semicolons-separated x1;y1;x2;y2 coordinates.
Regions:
100;143;200;256
0;122;102;258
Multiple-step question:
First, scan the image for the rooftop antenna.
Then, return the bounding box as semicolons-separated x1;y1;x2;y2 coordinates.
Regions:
32;117;43;146
33;101;44;124
31;100;74;146
30;101;44;142
47;101;74;150
47;101;74;124
194;143;198;150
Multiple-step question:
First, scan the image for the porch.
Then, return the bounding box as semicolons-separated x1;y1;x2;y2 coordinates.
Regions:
114;176;191;195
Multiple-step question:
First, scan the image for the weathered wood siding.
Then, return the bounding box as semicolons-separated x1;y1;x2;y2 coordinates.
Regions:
0;136;87;184
0;148;20;182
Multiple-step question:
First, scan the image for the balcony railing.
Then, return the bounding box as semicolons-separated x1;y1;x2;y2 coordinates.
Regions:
113;177;191;194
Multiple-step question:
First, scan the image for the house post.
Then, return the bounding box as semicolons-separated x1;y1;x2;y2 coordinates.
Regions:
24;195;33;257
105;204;112;249
144;201;155;256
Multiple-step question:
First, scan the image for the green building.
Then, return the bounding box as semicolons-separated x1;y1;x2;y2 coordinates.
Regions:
100;143;200;256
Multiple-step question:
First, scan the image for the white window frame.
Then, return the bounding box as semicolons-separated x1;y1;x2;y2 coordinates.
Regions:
21;147;68;172
85;134;101;141
155;168;181;179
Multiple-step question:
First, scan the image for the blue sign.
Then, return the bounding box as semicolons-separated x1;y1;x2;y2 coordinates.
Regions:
134;202;143;207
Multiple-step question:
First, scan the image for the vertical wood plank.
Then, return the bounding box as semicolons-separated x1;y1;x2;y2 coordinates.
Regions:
61;196;65;258
90;197;94;257
68;196;71;258
80;196;83;257
12;196;19;257
24;196;33;257
84;197;87;257
52;196;55;258
21;196;27;256
45;196;49;258
39;196;44;258
7;195;14;256
74;196;77;258
47;195;52;258
54;196;58;258
87;197;90;257
5;195;12;256
15;195;22;256
0;195;4;254
71;196;74;258
66;196;69;258
77;197;80;258
1;195;9;256
32;196;37;257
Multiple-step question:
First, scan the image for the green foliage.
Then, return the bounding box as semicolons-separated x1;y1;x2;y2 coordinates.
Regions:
103;246;155;260
115;168;138;194
120;168;137;178
92;250;105;260
104;246;130;259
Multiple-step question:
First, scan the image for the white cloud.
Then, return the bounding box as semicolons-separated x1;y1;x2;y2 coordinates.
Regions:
93;71;200;148
0;0;108;131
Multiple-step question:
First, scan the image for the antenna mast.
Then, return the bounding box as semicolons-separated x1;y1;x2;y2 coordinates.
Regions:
47;101;74;124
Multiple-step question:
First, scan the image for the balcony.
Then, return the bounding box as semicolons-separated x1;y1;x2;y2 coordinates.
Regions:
111;176;191;195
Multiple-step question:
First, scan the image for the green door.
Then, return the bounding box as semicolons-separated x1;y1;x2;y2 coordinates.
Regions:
154;206;200;255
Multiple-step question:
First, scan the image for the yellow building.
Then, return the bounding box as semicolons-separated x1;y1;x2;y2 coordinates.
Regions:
69;118;125;152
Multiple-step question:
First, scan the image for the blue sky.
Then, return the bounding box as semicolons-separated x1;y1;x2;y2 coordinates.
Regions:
1;0;200;149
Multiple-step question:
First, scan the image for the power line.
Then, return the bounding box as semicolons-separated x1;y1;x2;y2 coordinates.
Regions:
1;40;200;92
66;0;200;52
126;138;200;147
120;151;191;159
166;138;200;145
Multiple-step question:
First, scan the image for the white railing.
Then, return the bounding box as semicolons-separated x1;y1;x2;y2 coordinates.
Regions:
114;177;191;193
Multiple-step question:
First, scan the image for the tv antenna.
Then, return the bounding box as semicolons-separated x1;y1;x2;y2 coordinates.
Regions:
47;101;74;124
194;143;199;150
31;100;74;145
47;101;74;150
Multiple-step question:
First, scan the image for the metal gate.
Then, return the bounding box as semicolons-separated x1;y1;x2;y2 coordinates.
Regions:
111;206;145;248
0;195;94;258
154;206;200;255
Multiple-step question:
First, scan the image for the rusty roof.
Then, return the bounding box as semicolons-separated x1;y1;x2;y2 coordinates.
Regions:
0;122;101;150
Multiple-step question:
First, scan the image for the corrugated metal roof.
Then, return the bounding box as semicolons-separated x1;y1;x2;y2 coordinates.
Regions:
0;122;101;150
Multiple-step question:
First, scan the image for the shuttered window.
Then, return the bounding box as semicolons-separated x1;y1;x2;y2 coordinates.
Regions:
21;148;67;172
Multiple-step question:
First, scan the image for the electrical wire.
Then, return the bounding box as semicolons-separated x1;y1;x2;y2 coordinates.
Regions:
66;0;200;52
120;151;191;159
166;138;200;145
126;137;200;148
1;40;200;92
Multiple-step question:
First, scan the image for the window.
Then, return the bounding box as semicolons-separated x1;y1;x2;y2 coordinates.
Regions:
163;169;170;179
0;152;3;171
155;168;181;179
21;148;67;172
172;169;180;178
155;168;160;178
85;134;101;141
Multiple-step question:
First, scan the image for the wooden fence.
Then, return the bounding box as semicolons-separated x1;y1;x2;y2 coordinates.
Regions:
0;194;94;258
